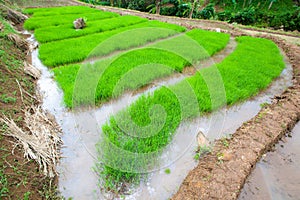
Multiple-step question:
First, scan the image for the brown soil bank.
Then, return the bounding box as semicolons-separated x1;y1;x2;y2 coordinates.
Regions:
172;39;300;199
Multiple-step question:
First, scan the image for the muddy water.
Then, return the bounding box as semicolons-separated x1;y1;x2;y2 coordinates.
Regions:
29;29;293;199
239;122;300;200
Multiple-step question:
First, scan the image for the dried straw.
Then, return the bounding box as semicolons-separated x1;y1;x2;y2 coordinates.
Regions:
1;106;62;177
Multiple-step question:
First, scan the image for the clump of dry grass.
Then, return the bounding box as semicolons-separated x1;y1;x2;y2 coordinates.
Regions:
1;106;62;177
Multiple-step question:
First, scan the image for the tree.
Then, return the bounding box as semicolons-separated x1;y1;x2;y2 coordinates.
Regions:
189;0;199;18
156;0;161;14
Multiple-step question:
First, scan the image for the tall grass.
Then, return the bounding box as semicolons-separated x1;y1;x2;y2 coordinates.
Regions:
52;29;230;107
34;16;148;43
39;21;186;67
96;36;285;190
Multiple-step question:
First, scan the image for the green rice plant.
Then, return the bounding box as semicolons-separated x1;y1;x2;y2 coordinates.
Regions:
23;6;97;17
53;29;230;107
24;10;119;30
54;49;188;107
96;36;285;189
39;20;186;67
151;29;230;63
34;15;148;43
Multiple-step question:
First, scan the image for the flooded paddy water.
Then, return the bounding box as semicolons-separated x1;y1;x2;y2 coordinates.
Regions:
239;122;300;200
28;32;293;199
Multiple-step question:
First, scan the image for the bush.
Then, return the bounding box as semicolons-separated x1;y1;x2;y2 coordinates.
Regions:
175;3;192;17
268;7;300;31
216;10;232;21
230;6;256;25
198;3;215;19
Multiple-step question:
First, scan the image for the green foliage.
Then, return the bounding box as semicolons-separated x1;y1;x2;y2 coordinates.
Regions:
79;0;111;6
53;29;229;107
23;191;31;200
164;168;171;174
215;0;299;30
97;36;285;189
269;7;300;31
34;15;147;43
128;0;149;11
0;168;9;197
38;20;186;67
0;94;16;104
216;10;232;21
194;145;212;160
199;3;215;19
0;17;16;38
230;6;256;25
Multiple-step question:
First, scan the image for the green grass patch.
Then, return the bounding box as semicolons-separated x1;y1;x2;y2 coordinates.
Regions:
96;36;285;190
53;29;230;107
39;20;186;67
34;15;148;43
24;10;119;30
0;17;16;38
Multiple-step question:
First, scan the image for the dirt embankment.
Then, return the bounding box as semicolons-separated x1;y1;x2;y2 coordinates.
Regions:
0;3;64;199
0;32;58;200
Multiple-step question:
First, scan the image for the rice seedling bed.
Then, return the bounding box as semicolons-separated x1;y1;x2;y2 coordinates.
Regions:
24;6;98;17
34;15;148;43
24;10;119;30
53;29;230;107
96;36;285;190
39;20;186;67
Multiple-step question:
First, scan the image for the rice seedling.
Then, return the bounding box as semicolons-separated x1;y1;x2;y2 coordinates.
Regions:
23;6;97;17
39;21;186;67
53;29;230;107
34;16;148;43
24;10;119;30
96;36;285;190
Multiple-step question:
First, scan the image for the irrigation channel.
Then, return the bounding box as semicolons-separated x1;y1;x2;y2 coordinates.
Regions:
27;32;293;199
239;121;300;200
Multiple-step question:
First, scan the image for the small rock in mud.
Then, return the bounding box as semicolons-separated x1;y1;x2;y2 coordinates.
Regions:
73;18;86;29
197;131;209;146
222;151;234;161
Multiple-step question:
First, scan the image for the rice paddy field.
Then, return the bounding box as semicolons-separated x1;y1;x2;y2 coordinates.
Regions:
24;5;286;197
